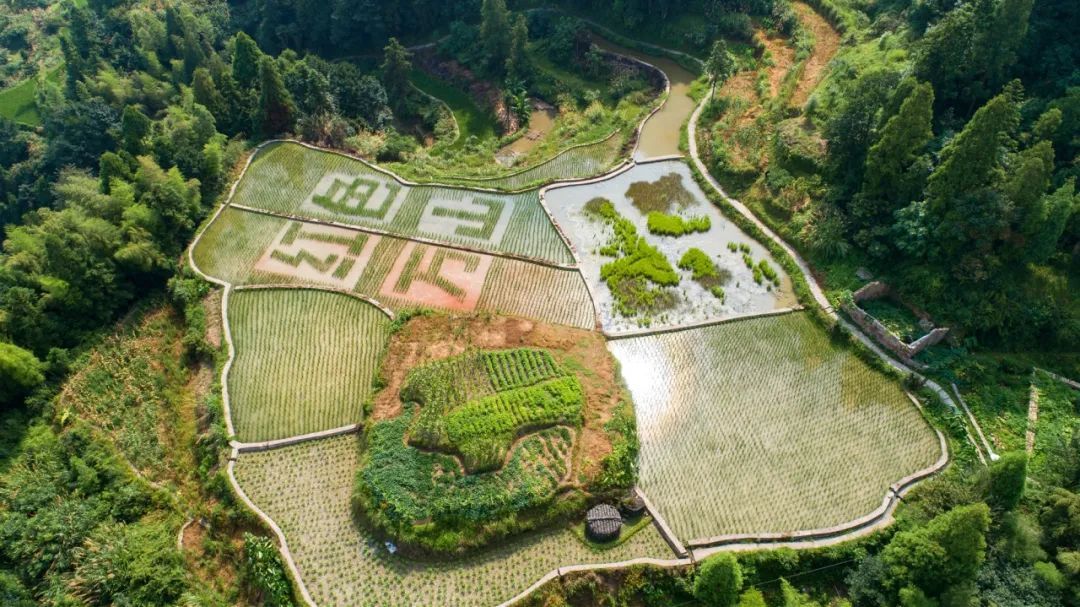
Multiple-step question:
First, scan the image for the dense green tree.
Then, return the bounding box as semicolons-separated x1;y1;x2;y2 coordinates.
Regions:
778;579;820;606
926;82;1021;208
505;14;531;83
851;81;934;255
986;452;1028;511
823;69;903;202
0;342;44;406
192;67;226;118
254;56;296;137
331;63;391;128
915;0;1034;113
736;588;767;607
480;0;512;76
695;552;743;606
120;105;152;155
380;38;412;108
98;151;133;192
880;503;991;602
285;59;335;117
860;82;934;207
232;32;262;90
706;39;736;93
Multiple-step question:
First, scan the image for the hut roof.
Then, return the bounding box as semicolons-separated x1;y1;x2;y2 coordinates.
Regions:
586;504;622;540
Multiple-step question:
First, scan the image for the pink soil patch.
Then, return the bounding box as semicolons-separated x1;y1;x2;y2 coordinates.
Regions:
254;223;380;289
378;241;493;311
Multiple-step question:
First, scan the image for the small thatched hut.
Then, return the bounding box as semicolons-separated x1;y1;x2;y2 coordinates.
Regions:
586;504;622;542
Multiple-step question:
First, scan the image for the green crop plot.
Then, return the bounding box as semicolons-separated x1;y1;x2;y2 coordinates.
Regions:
608;311;942;541
0;67;61;126
233;434;672;607
229;142;573;264
192;208;595;329
470;134;626;190
409;70;497;146
227;289;391;442
356;348;586;551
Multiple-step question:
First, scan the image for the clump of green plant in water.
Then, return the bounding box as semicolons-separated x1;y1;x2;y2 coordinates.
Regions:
739;243;750;254
646;212;711;236
757;259;779;286
626;173;695;214
590;202;680;318
743;253;754;269
679;248;730;301
727;241;739;252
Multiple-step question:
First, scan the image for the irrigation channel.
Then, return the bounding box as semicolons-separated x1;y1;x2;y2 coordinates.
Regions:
187;31;958;607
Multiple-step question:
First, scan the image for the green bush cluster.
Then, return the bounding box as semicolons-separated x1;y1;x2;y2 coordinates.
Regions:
446;376;584;472
589;198;681;318
678;248;730;301
403;349;568;452
355;409;579;554
355;347;597;554
646;212;712;236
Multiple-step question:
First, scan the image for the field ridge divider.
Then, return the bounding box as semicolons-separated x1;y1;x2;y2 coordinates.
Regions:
604;306;805;340
232;424;361;453
632;486;688;557
226;447;318;607
228;203;580;271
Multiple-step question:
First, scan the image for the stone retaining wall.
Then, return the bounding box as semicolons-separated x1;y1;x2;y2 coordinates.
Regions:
845;282;949;363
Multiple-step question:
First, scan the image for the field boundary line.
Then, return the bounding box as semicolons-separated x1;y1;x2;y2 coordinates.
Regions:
227;202;579;271
951;382;998;461
686;393;949;550
633;486;688;557
233;423;361;453
1026;378;1039;455
231;284;396;319
226;447;318;607
604;306;804;339
1035;367;1080;390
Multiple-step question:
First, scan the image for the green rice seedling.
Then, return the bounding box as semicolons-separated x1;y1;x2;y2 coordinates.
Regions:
233;435;671;606
678;248;730;301
609;312;942;542
228;289;391;441
645;212;711;237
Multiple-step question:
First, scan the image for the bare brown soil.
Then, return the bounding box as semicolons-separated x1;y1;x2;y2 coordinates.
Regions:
760;32;795;99
371;313;625;480
790;1;842;108
202;289;222;348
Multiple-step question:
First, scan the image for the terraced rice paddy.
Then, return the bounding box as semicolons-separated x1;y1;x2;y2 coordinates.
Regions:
228;289;391;441
608;312;942;541
192;208;594;328
545;160;795;333
232;434;672;607
465;133;625;190
232;142;573;264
